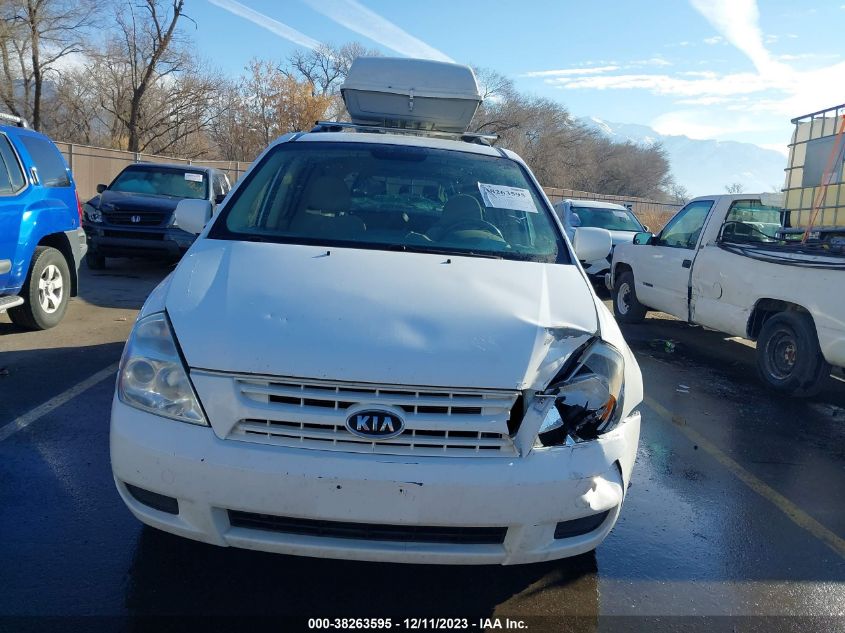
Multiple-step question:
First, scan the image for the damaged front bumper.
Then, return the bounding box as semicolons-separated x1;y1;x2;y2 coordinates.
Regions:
111;397;640;565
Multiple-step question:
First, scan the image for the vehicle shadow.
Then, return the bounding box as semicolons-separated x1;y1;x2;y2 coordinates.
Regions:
619;314;845;407
76;258;174;311
124;527;599;625
0;341;125;422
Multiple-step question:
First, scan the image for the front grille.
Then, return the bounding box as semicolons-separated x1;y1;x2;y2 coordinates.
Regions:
228;376;520;457
228;511;508;544
104;210;168;226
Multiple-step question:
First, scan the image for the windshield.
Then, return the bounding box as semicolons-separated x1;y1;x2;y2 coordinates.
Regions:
209;141;569;264
572;206;643;231
110;166;208;200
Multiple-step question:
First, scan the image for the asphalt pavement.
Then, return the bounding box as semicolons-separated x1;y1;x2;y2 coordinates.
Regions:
1;259;843;631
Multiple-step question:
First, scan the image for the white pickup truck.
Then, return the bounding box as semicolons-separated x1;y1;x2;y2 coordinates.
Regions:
608;194;845;396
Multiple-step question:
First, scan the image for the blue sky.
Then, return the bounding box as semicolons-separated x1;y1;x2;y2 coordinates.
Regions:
190;0;845;152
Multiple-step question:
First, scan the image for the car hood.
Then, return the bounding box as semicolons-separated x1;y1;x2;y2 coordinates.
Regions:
92;190;182;213
165;240;600;390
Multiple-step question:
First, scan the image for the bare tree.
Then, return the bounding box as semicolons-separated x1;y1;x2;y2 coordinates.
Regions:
667;183;690;204
208;58;333;161
109;0;188;152
725;182;745;194
0;0;97;129
287;42;379;96
43;65;107;144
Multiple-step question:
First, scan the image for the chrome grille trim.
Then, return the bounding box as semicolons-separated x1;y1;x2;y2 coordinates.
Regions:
226;375;520;457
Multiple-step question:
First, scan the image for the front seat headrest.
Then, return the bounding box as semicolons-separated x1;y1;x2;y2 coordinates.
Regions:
306;176;351;214
440;194;483;225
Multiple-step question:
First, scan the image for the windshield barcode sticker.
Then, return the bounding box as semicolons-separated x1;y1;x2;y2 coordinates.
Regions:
478;183;537;213
185;173;204;182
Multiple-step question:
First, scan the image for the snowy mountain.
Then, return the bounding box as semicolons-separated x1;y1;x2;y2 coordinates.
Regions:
581;117;787;197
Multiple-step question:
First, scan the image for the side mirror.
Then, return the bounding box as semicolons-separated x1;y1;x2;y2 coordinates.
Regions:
573;227;612;262
570;212;581;228
214;193;226;205
175;199;213;235
96;183;107;194
633;231;654;245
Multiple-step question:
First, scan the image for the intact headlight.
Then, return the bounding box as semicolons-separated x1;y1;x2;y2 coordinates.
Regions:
534;340;624;447
117;312;207;425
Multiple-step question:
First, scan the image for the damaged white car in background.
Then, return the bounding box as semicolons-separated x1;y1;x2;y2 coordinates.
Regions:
109;57;643;565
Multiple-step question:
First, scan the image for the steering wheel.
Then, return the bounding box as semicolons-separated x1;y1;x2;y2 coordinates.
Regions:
440;219;506;241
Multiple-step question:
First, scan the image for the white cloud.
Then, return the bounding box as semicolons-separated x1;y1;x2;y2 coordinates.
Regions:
207;0;321;49
689;0;788;76
535;0;844;145
630;57;672;67
703;36;723;45
524;65;621;78
547;71;770;97
525;58;669;77
777;52;841;62
302;0;453;62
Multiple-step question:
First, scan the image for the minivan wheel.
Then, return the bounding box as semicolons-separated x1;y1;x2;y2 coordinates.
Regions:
86;250;106;270
8;246;71;330
756;312;829;397
613;271;647;323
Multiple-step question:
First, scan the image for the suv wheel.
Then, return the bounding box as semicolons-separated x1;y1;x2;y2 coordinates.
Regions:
8;246;71;330
756;312;829;397
613;271;647;323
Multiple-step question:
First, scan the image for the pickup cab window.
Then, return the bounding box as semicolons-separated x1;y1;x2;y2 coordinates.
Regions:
719;199;781;243
657;200;713;249
211;142;569;264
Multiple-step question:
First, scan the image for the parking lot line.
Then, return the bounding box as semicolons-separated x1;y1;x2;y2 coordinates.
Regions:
644;396;845;560
0;363;119;443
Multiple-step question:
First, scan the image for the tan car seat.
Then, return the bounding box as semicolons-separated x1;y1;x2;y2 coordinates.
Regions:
426;194;484;241
289;176;365;239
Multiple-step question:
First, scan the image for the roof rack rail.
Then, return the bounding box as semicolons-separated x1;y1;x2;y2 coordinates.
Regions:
310;121;497;145
0;112;29;128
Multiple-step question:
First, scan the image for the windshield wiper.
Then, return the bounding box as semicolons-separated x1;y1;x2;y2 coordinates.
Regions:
396;244;504;259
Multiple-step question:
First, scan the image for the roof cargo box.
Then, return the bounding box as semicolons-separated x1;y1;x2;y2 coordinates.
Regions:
341;58;481;134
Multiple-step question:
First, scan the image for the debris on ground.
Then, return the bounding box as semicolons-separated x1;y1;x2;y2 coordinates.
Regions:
650;338;677;353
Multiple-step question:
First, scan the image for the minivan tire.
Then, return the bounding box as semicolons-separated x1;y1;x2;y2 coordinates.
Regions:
8;246;71;330
613;271;647;323
756;311;829;397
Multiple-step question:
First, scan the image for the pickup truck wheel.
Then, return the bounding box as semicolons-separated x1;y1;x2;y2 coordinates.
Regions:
8;246;71;330
86;250;105;270
613;271;647;323
756;312;830;397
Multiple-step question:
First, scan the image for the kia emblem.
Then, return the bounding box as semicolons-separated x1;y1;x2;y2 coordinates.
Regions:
345;409;405;440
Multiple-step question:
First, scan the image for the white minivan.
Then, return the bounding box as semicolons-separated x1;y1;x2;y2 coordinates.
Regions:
110;59;642;565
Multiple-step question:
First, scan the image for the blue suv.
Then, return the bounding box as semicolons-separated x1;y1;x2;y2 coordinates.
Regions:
0;114;86;329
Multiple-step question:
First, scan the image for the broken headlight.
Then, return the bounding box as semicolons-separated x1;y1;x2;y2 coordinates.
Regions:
534;340;624;447
117;312;207;425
